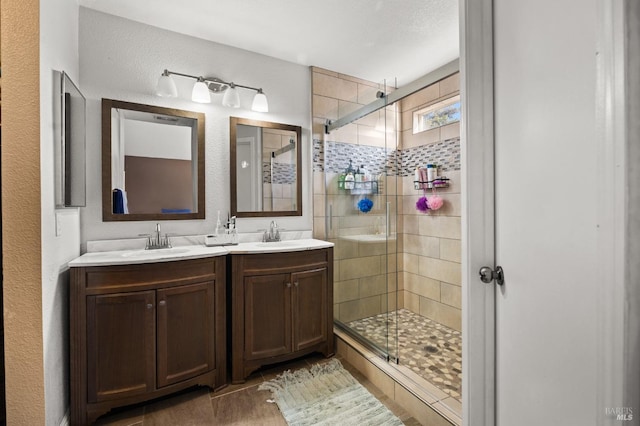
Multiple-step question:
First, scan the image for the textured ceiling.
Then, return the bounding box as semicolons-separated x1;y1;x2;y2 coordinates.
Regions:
78;0;459;86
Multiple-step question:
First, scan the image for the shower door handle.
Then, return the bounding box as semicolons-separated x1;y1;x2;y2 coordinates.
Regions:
386;202;391;237
479;266;504;285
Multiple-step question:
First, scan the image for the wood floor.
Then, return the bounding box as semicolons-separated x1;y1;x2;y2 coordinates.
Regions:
94;353;421;425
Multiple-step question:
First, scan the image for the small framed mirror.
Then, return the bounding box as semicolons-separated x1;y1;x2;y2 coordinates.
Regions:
102;99;205;221
230;117;302;217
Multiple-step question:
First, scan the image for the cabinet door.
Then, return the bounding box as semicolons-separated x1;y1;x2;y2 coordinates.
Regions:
244;274;292;360
87;291;156;403
157;281;215;387
292;268;328;351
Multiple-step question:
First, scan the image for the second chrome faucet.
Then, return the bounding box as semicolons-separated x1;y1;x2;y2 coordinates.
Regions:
262;220;281;242
141;223;172;250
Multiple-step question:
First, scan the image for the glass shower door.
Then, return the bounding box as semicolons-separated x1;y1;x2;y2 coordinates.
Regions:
327;80;399;361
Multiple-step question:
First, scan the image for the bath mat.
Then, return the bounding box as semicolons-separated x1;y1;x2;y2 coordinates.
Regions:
258;359;404;426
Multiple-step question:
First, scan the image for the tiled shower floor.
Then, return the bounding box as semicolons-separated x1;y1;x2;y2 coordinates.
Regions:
347;308;462;401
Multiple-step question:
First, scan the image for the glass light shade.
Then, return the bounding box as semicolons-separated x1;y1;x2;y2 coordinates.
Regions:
251;91;269;112
155;74;177;97
191;80;211;103
222;87;240;108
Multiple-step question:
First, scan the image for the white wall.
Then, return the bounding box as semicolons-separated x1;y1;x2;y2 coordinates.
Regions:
40;0;81;424
493;0;598;424
79;8;312;246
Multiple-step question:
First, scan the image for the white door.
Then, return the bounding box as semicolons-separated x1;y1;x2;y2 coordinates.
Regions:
492;1;600;425
463;1;627;425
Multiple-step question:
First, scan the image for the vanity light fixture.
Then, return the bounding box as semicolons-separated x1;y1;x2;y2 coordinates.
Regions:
155;70;178;98
191;77;211;104
251;89;269;113
155;69;269;112
222;83;241;108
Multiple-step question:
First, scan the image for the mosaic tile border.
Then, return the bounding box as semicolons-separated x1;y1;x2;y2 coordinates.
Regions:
262;162;296;184
313;138;461;175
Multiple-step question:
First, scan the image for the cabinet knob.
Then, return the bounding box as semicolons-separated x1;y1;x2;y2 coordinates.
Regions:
159;300;166;306
294;281;299;287
286;282;292;288
146;303;153;310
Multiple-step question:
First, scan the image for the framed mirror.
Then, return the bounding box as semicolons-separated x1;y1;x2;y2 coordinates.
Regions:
102;99;205;221
55;71;86;207
230;117;302;217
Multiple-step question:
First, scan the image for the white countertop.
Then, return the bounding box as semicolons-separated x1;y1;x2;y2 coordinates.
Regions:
69;238;334;267
226;239;334;254
68;245;229;267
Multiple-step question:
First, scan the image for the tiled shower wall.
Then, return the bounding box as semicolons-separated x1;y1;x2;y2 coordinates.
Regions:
311;66;461;331
398;74;461;332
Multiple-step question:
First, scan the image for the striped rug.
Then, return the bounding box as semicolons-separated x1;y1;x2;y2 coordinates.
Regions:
258;359;404;426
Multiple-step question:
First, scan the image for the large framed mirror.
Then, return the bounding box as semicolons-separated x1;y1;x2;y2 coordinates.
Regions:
230;117;302;217
102;99;205;221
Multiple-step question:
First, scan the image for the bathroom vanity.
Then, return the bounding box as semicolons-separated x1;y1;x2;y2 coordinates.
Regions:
229;243;334;383
68;237;334;424
68;249;227;425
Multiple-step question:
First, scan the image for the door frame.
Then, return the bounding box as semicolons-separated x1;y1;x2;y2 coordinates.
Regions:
595;0;633;420
460;0;496;425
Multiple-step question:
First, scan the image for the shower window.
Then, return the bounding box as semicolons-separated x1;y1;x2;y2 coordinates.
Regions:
412;94;460;134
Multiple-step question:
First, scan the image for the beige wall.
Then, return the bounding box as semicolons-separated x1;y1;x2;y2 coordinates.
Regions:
1;0;47;423
398;73;462;331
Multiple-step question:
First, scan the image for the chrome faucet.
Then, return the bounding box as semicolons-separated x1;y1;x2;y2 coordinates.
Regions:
155;223;162;246
140;223;172;249
262;220;281;242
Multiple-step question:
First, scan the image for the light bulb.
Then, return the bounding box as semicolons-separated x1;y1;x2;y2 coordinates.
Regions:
251;90;269;112
191;78;211;103
222;86;240;108
155;70;177;97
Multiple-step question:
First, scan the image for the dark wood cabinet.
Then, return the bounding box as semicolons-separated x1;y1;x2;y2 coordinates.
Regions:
86;291;156;403
292;268;328;351
70;257;226;425
231;248;333;383
244;273;292;360
156;282;216;387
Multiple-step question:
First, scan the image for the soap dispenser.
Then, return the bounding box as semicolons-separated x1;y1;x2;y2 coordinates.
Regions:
214;211;223;235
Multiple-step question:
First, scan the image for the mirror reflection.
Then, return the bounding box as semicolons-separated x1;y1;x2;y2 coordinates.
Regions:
230;117;302;217
102;99;205;221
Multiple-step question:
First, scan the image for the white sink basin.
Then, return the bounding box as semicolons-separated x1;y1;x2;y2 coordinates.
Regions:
226;238;334;254
120;247;191;258
69;245;229;267
254;241;302;248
